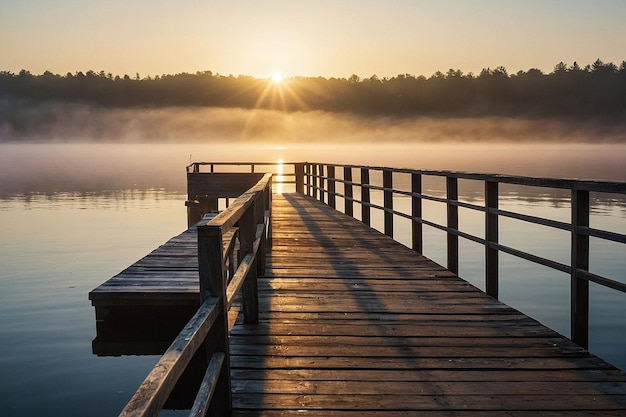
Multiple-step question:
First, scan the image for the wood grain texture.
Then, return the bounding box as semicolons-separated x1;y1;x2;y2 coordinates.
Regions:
230;193;626;416
90;191;626;414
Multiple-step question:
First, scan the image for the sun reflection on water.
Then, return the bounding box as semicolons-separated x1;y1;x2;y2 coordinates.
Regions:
276;159;284;194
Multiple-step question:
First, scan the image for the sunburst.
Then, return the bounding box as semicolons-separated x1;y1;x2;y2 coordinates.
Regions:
271;72;284;84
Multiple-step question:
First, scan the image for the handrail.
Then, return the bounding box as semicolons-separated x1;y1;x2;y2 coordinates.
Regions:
300;162;626;349
119;297;222;417
119;172;272;417
120;160;624;414
309;164;626;193
186;162;298;187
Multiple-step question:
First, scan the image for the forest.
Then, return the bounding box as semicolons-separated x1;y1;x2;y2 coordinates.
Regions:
1;60;625;120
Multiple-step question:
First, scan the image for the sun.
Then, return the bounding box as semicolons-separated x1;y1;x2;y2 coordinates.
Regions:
271;72;284;84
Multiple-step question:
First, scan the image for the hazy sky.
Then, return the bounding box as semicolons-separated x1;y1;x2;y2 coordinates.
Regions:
1;0;624;79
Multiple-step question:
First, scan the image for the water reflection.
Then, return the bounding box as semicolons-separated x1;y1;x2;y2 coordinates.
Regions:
2;142;625;196
1;142;625;415
0;189;185;208
0;191;187;416
276;159;285;194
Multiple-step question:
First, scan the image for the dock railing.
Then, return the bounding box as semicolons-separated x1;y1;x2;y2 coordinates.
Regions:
120;161;625;415
298;162;626;350
187;161;300;191
119;173;272;417
185;161;625;349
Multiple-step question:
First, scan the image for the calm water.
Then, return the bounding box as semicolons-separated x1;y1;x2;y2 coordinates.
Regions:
0;142;625;416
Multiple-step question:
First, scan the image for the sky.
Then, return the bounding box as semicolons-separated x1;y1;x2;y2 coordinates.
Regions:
1;0;625;80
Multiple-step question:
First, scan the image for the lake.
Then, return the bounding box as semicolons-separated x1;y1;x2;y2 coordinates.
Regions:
0;142;625;416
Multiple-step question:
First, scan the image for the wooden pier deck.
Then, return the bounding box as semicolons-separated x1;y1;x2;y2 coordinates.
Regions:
228;193;626;416
91;190;626;415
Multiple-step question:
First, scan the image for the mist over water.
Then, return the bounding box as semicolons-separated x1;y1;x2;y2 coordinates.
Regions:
1;141;625;197
2;104;625;194
1;105;625;416
1;104;625;196
2;101;626;144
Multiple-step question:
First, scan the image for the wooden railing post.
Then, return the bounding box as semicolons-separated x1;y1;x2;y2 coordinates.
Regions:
447;176;459;275
485;180;499;299
344;166;353;217
383;169;393;237
264;177;272;253
328;165;336;209
197;226;231;417
411;173;423;253
319;164;326;203
305;164;311;196
186;200;202;228
295;163;305;194
361;168;371;226
255;188;266;276
239;200;259;325
571;189;590;349
311;164;319;199
199;198;218;217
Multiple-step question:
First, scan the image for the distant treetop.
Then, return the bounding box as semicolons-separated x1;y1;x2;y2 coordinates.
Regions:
1;59;625;119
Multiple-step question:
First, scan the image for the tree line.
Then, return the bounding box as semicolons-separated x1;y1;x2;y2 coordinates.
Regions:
1;60;625;119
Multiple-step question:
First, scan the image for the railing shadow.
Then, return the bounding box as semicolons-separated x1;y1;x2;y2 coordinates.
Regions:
274;192;458;403
302;162;626;350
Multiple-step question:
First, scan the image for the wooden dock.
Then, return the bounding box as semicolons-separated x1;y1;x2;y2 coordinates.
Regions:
92;189;626;415
228;193;626;416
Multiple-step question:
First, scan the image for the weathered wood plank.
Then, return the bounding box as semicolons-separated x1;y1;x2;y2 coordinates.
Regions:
229;193;626;415
230;344;585;358
230;368;626;383
232;393;626;410
232;411;626;417
89;226;236;307
230;379;626;395
229;334;580;349
91;191;626;415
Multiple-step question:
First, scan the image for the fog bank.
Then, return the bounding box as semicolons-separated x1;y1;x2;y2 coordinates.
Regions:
2;100;626;143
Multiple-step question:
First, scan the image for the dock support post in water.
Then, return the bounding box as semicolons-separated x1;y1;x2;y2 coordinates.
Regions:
186;200;202;228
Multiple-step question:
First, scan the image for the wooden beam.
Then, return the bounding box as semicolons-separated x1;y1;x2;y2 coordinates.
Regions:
571;189;590;349
485;180;499;299
446;176;459;275
119;297;220;417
